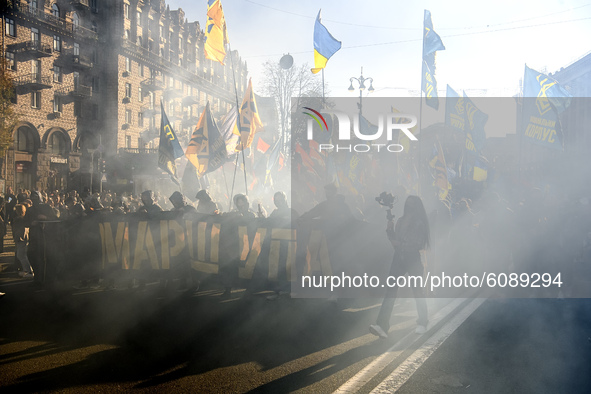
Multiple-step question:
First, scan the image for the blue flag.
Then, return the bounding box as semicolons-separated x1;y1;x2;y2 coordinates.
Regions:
445;85;464;132
159;102;183;184
462;91;488;155
422;10;445;110
522;65;572;150
311;10;341;74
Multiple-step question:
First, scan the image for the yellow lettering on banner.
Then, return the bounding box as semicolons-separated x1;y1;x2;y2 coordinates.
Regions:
548;130;556;143
238;227;267;279
133;221;159;270
186;220;219;274
268;228;297;282
306;230;332;276
168;220;185;257
99;222;130;269
465;135;476;152
239;226;249;261
160;220;170;270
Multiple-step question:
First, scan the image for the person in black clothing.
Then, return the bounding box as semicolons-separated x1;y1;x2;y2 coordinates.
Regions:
370;195;431;338
5;187;16;224
138;190;163;216
25;191;58;286
170;191;196;216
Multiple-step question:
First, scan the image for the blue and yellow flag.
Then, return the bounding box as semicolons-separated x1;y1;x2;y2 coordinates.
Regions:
522;65;572;150
311;10;341;74
185;102;228;177
204;0;229;65
462;92;488;155
422;10;445;110
159;102;184;184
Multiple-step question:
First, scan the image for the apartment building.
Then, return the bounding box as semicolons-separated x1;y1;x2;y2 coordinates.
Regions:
2;0;247;192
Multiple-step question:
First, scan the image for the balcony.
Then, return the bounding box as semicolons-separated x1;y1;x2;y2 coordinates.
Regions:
70;0;90;10
119;148;159;155
140;78;164;91
70;84;92;98
182;115;199;128
141;106;161;117
163;86;183;99
139;128;159;141
12;3;98;41
13;73;52;90
182;96;199;106
9;41;52;60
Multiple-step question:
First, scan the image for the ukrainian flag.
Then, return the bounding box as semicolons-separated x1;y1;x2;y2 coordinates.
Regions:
311;10;341;74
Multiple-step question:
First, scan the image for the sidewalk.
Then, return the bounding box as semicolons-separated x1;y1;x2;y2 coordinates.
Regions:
0;226;22;282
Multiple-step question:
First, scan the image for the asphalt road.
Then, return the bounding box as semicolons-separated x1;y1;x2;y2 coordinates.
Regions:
1;275;590;393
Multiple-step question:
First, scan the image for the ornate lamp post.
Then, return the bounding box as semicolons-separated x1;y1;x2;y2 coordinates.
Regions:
348;67;374;117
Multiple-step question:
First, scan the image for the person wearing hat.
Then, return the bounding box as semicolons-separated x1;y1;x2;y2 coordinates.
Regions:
195;189;220;215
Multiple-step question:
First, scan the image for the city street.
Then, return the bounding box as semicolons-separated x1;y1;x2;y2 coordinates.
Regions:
2;238;590;394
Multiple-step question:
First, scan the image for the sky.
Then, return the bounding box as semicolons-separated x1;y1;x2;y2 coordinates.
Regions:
167;0;591;137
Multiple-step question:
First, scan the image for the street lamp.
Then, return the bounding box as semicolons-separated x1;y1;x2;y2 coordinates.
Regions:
348;66;374;117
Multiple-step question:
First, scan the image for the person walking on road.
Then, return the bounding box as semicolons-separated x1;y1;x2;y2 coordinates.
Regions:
370;195;431;338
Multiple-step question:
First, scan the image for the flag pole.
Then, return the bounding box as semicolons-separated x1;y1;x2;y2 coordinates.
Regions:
228;43;249;196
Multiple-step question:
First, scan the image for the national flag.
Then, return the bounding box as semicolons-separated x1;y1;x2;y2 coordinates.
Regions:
158;102;183;184
473;156;488;182
445;85;465;132
256;137;270;154
204;0;229;64
422;10;445;110
234;79;264;151
429;140;451;201
220;105;239;154
185;102;228;177
311;10;341;74
462;91;488;155
522;65;572;150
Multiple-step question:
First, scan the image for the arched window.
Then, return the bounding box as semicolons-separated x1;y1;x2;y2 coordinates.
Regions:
16;126;35;153
72;12;79;31
52;3;59;18
48;132;68;156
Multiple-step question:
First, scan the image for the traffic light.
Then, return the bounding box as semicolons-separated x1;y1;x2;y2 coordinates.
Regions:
99;159;106;173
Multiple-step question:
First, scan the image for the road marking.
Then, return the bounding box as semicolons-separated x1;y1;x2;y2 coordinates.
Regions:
370;298;486;393
334;297;469;394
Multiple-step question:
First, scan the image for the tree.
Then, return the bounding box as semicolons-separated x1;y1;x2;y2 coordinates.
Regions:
259;60;324;157
0;60;19;171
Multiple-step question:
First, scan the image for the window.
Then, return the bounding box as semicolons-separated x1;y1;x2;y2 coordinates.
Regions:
179;37;183;51
125;109;132;124
93;76;100;93
74;42;80;56
52;4;59;18
125;83;132;98
31;27;40;44
138;112;144;127
73;71;80;88
31;91;41;109
124;3;130;19
169;101;174;114
53;96;62;113
149;91;154;109
137;11;142;26
148;18;153;32
74;101;82;117
53;35;61;52
16;127;34;152
159;25;163;39
72;12;79;31
30;0;38;11
90;0;99;13
126;135;132;148
138;87;143;102
5;18;15;37
31;59;40;76
49;132;67;156
53;65;62;83
139;64;144;77
5;52;16;71
124;30;129;40
125;57;131;72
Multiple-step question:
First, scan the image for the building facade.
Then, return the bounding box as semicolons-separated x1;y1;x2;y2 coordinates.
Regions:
2;0;247;193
